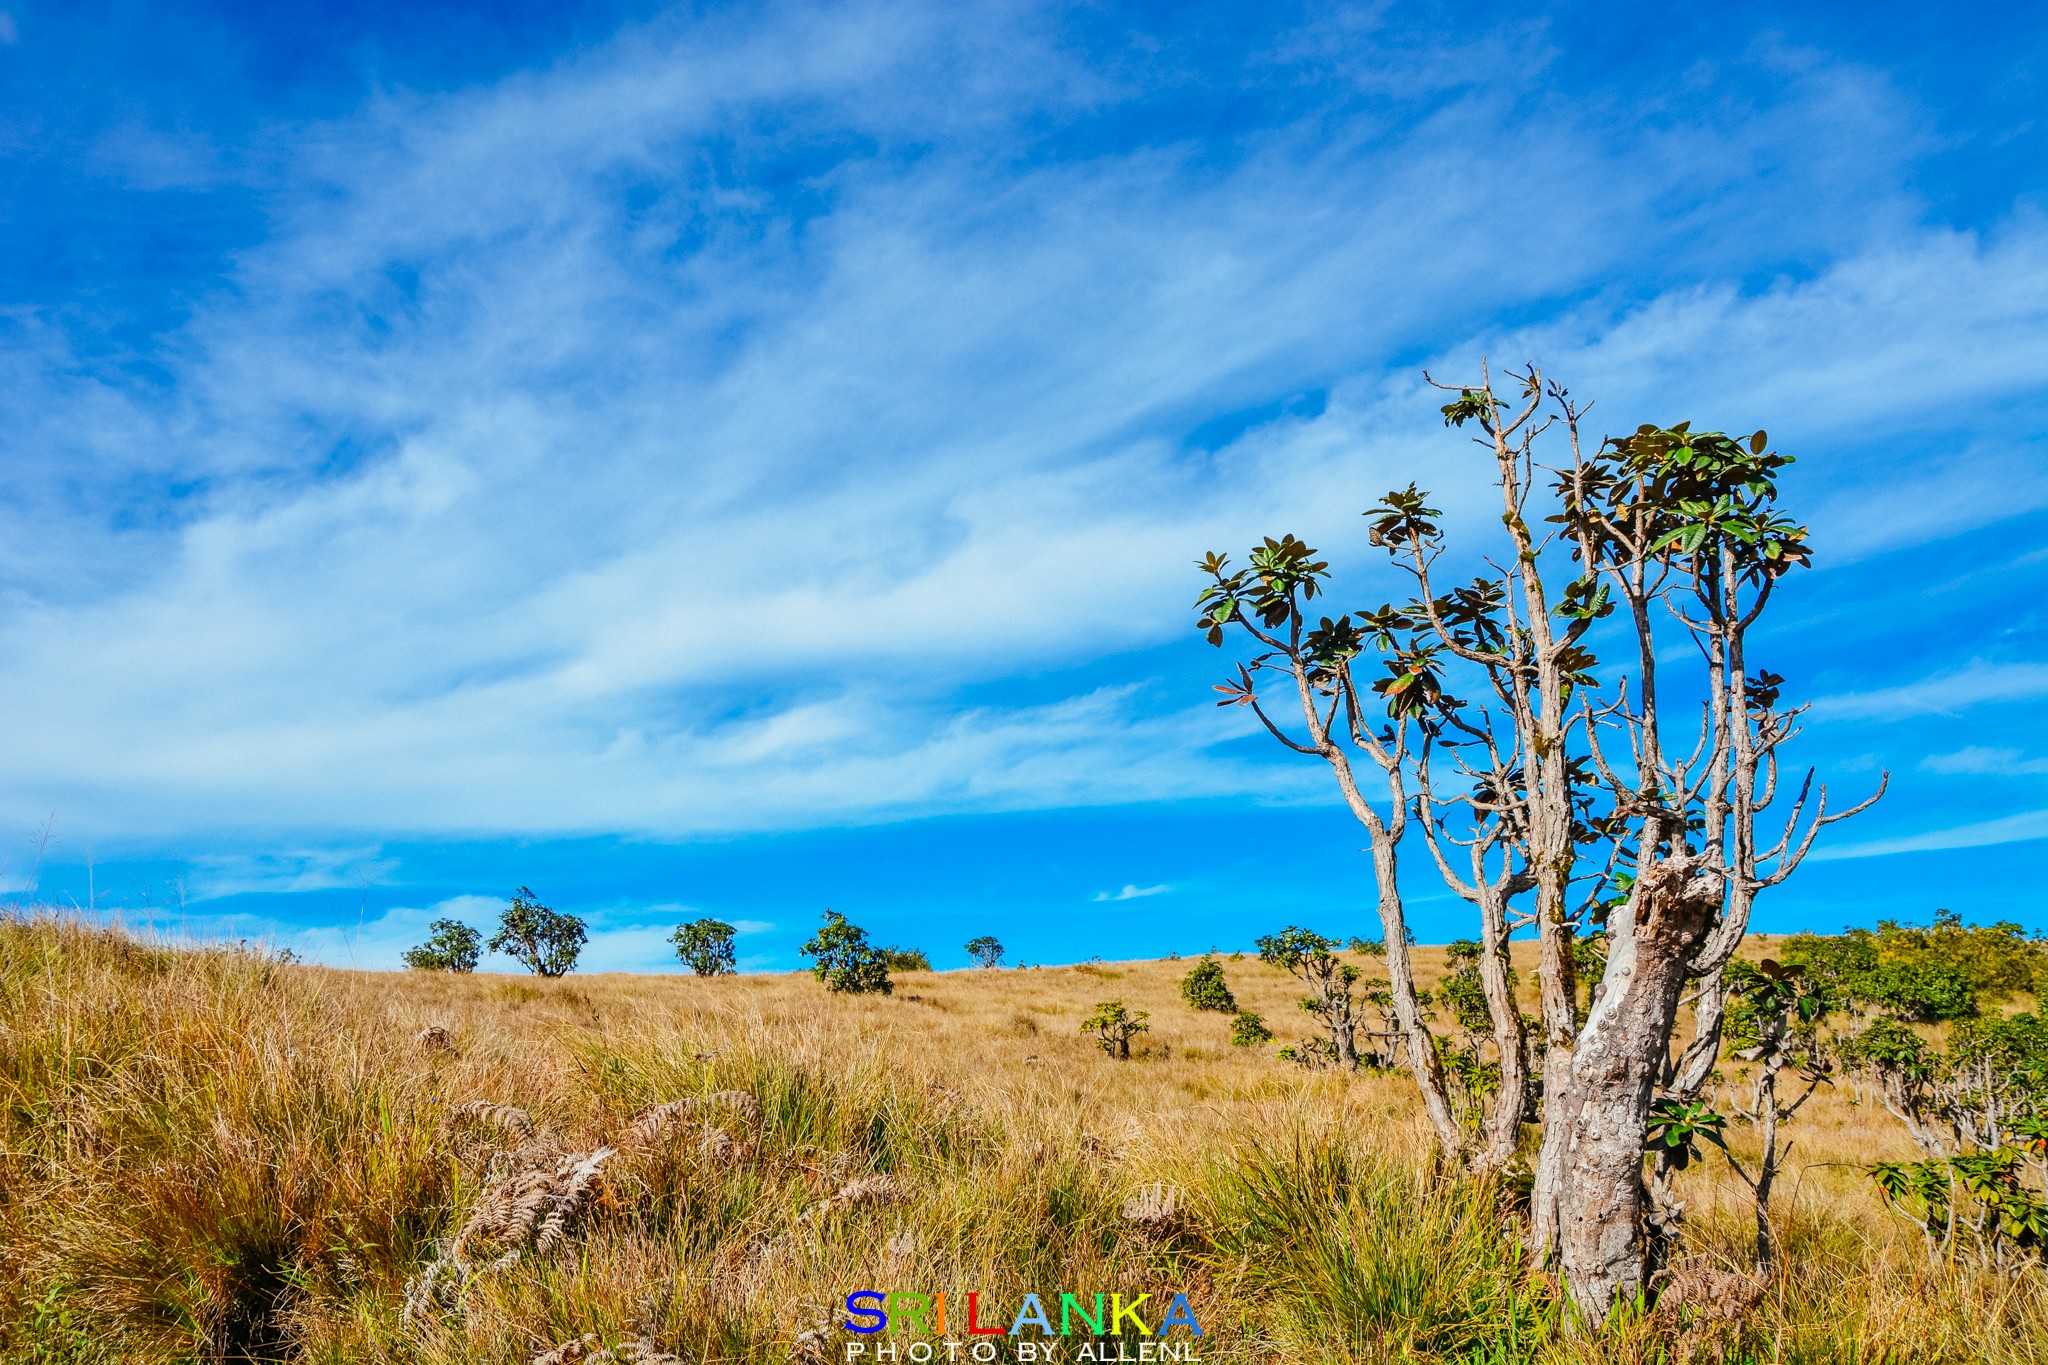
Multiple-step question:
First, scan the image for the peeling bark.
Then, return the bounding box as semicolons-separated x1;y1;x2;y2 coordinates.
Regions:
1551;853;1722;1324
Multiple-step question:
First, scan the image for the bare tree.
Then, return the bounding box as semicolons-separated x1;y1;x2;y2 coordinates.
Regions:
1198;362;1880;1325
1545;397;1884;1283
1198;546;1464;1159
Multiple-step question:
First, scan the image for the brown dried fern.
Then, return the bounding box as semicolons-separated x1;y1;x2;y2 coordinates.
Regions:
619;1091;760;1162
798;1173;904;1224
1119;1182;1185;1243
447;1099;536;1139
453;1146;612;1272
403;1144;612;1322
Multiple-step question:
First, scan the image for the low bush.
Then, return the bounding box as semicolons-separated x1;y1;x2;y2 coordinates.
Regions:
1180;956;1236;1012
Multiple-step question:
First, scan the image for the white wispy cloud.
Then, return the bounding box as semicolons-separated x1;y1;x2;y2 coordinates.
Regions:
0;1;2040;852
1810;809;2048;861
182;847;401;900
1812;662;2048;722
1921;746;2048;777
1093;883;1171;902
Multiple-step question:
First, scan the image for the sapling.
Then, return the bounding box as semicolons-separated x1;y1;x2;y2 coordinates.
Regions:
1256;927;1361;1068
1717;958;1833;1271
1082;1001;1149;1059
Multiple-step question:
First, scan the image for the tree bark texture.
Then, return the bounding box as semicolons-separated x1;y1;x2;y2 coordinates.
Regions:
1550;852;1722;1324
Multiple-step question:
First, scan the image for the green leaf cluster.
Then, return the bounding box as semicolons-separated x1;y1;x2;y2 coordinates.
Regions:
1869;1150;2048;1251
1646;1097;1729;1173
1559;422;1810;582
1193;534;1330;646
1255;926;1341;972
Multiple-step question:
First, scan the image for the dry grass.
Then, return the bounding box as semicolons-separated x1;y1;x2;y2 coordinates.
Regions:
0;914;2042;1364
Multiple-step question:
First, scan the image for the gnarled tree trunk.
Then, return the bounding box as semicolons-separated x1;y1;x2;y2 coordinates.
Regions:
1548;853;1722;1324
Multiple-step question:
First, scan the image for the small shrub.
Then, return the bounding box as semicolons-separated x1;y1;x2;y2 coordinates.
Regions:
965;935;1005;969
1437;940;1495;1037
487;888;586;977
1181;956;1236;1012
884;946;932;972
1230;1009;1273;1047
800;911;893;995
1279;1037;1340;1068
402;919;480;972
1081;1000;1149;1059
670;918;737;976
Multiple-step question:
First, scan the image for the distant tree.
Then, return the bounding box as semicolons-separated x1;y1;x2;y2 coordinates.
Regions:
884;946;931;972
1347;935;1388;957
488;888;586;977
1081;1000;1149;1059
1256;927;1360;1068
1230;1009;1274;1048
1180;957;1236;1012
801;911;893;995
1756;912;2048;1272
403;919;481;973
965;935;1005;969
1780;911;2047;1025
671;918;737;976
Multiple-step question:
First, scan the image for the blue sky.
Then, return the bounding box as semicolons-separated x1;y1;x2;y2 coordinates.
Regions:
1;0;2044;972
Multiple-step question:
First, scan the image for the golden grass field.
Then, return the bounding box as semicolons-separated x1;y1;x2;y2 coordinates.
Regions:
2;915;2044;1364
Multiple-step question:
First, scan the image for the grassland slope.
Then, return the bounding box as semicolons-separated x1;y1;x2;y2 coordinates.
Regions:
1;917;2042;1364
